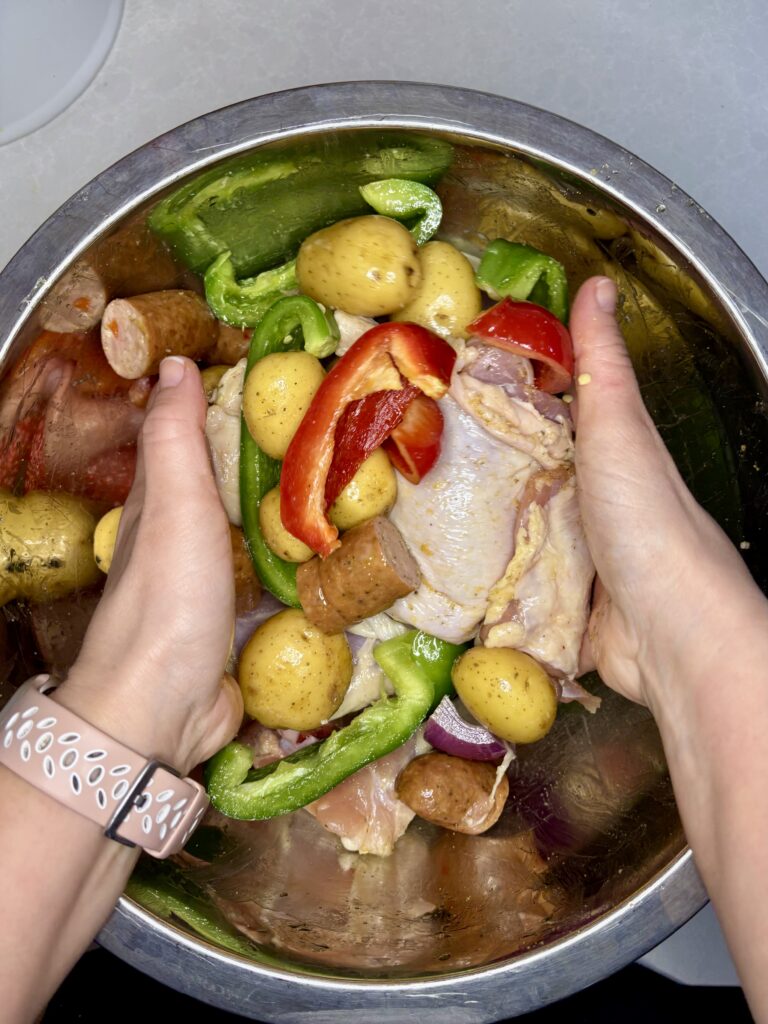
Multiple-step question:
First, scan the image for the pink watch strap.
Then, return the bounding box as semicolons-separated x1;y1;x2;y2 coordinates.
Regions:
0;675;209;858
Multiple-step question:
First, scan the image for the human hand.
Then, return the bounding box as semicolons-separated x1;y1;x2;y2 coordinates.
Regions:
59;357;243;775
570;277;759;706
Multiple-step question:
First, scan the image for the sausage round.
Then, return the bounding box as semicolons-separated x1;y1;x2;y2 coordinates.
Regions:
297;515;419;633
208;323;252;365
40;217;183;333
101;290;218;378
396;752;509;834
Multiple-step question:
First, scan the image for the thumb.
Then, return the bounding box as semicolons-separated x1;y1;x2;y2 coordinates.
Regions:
569;277;647;432
569;277;680;486
190;674;245;769
135;356;215;514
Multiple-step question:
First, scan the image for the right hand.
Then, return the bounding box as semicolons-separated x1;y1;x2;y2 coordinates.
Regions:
570;277;761;706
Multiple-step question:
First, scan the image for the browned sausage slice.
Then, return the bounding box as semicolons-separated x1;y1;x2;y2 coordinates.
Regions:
39;217;183;332
297;515;419;633
209;323;252;366
396;752;509;835
230;524;262;616
101;290;218;378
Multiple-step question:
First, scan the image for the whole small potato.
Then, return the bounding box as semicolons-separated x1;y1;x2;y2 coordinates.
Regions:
297;215;421;316
258;487;314;563
0;491;100;605
93;506;123;573
393;241;482;339
329;449;397;531
239;608;352;730
201;364;230;401
451;648;557;744
396;752;509;834
243;351;325;459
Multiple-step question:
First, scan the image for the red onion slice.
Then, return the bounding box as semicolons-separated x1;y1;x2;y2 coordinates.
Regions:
424;696;510;761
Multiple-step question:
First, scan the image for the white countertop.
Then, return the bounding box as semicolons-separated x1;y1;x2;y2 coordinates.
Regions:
1;0;762;991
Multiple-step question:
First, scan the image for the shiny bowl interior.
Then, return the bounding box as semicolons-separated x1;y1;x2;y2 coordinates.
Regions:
1;84;766;1021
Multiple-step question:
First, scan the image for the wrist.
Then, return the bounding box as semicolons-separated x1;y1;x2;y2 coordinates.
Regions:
56;664;195;776
640;552;768;715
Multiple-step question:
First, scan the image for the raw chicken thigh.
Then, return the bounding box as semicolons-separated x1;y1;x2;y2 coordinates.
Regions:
390;340;594;679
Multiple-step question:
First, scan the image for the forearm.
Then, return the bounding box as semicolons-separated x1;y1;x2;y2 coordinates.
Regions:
644;573;768;1019
0;765;138;1023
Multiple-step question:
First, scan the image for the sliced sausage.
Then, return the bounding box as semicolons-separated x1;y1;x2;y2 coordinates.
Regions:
396;752;509;835
101;290;218;378
297;515;419;633
209;323;252;365
230;524;261;616
39;217;183;332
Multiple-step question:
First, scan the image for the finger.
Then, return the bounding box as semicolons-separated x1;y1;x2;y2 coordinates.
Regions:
570;277;682;481
578;576;606;675
194;673;245;766
569;277;646;427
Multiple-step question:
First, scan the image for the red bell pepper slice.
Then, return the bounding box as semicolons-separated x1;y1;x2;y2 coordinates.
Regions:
467;298;574;394
282;322;455;557
324;384;419;506
382;394;444;484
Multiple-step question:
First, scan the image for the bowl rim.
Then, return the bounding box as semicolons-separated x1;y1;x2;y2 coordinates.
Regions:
3;80;763;1019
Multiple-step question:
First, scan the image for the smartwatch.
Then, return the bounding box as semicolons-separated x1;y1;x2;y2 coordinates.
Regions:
0;675;209;858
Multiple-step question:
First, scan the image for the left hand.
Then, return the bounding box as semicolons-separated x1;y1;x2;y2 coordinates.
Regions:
59;357;243;775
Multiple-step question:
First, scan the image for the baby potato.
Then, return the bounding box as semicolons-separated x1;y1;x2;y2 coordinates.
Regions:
451;647;557;744
93;506;123;573
243;351;325;459
393;241;482;339
259;486;314;563
297;215;421;316
201;364;230;401
239;608;352;730
329;449;397;531
0;491;100;605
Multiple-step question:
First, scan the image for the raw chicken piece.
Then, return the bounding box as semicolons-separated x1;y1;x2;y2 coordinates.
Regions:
205;359;246;525
331;636;392;719
389;394;533;642
451;354;573;469
305;731;429;856
333;310;376;356
481;466;594;679
40;364;144;479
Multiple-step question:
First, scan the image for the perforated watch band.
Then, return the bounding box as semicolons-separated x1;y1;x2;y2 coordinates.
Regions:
0;675;209;858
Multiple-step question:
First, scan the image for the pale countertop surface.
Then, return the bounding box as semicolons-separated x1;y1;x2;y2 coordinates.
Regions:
1;0;764;992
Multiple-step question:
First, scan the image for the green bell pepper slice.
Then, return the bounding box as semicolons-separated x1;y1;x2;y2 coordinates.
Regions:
359;178;442;246
149;133;453;276
204;252;298;328
476;239;570;323
240;295;338;606
205;630;463;820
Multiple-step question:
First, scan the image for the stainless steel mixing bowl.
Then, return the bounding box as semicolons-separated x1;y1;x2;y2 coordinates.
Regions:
1;83;767;1022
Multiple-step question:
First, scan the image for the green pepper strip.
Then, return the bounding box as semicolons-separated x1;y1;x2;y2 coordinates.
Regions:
240;295;339;606
475;239;570;323
205;630;464;820
148;134;454;276
204;251;298;329
359;179;442;246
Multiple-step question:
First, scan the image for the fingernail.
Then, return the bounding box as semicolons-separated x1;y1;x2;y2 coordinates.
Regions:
595;277;617;314
159;356;186;389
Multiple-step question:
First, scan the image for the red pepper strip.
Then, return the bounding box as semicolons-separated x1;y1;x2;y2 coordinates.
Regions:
467;298;574;394
382;394;444;484
282;322;455;557
324;385;419;506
